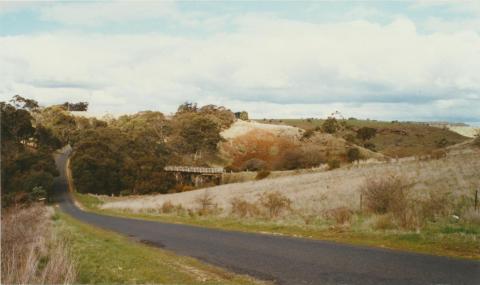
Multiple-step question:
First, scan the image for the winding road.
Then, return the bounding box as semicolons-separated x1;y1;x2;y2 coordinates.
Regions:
54;150;479;285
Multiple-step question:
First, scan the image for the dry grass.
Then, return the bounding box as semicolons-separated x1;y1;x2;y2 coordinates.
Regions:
1;204;76;284
101;150;480;219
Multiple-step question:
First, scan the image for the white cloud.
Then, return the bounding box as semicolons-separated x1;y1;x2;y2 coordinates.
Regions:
1;15;479;122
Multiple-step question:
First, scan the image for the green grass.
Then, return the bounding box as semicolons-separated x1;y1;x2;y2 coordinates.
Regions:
55;209;264;285
74;193;480;260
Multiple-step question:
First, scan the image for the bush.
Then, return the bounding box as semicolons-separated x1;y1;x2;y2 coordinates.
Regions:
346;148;361;162
361;175;410;215
195;191;217;216
255;170;270;180
259;192;292;219
301;129;315;140
241;158;267;171
325;207;353;225
356;127;377;141
327;160;340;170
278;147;325;170
322;118;338;134
363;142;376;151
230;198;260;218
161;201;175;214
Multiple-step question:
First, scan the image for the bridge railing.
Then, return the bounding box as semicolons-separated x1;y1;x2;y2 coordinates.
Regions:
164;165;224;174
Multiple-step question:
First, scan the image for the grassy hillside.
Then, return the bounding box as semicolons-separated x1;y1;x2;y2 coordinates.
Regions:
76;146;480;259
258;119;468;157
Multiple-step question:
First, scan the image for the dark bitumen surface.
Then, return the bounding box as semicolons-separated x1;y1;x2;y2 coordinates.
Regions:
54;151;480;285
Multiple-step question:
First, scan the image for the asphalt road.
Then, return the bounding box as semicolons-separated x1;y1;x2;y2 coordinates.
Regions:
54;150;480;285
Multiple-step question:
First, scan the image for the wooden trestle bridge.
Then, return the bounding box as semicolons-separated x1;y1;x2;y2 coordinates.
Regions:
164;166;224;187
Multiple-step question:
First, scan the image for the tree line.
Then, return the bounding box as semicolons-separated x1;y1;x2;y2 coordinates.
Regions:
1;96;237;204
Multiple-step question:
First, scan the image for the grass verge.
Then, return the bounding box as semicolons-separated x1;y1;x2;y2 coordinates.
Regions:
54;209;265;285
73;193;480;260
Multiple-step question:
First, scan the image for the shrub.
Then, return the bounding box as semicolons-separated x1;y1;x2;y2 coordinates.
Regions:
161;201;175;214
241;158;267;171
327;160;340;170
278;147;325;170
363;142;376;151
258;191;292;219
302;129;315;140
195;191;216;216
255;170;270;180
322;118;338;134
346;148;361;162
325;207;353;225
230;197;260;218
361;174;411;226
356;127;377;141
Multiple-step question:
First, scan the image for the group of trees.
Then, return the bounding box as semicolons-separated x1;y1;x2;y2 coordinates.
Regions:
2;96;236;200
1;96;63;206
70;102;235;195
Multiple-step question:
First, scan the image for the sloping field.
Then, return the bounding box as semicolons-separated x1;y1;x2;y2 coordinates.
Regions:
262;119;469;157
101;147;480;214
221;120;303;139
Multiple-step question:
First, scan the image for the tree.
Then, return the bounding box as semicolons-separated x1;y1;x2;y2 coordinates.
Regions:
322;117;338;134
1;98;59;206
10;95;39;111
61;101;89;111
173;113;223;160
34;106;77;144
176;102;198;114
356;127;377;141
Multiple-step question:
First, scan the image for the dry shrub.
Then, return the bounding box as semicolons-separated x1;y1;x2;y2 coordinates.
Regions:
361;174;410;215
195;191;218;216
361;174;414;228
161;201;175;213
1;204;76;284
255;170;270;180
277;144;326;170
230;197;260;218
325;207;353;225
372;214;396;230
258;191;292;219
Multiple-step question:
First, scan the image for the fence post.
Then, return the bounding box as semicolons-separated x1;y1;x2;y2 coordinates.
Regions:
475;189;478;212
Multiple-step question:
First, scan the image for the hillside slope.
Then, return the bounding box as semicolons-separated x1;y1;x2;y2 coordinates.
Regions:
101;146;479;213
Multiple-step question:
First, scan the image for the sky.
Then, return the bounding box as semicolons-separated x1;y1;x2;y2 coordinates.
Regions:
1;1;479;125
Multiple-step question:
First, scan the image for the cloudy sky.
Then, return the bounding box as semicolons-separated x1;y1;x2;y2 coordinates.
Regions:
1;1;479;124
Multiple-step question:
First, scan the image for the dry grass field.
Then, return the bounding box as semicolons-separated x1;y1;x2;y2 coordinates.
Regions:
260;119;469;157
101;146;479;218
